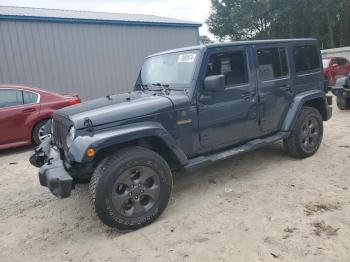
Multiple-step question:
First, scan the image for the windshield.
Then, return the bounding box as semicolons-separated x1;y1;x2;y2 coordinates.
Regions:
322;59;330;68
140;50;199;88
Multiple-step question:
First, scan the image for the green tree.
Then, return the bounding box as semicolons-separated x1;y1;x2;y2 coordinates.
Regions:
207;0;272;40
200;35;214;44
207;0;350;48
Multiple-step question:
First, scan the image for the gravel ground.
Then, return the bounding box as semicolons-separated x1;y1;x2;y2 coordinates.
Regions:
1;100;350;262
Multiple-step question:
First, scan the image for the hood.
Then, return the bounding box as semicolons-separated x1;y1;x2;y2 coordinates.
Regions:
55;91;189;129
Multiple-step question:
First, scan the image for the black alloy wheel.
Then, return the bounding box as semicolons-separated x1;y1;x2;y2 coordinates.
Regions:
89;147;173;230
284;106;323;158
112;166;161;218
299;116;321;154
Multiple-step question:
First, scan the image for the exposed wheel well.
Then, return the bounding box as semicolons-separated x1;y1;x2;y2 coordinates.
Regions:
93;137;182;171
304;98;328;121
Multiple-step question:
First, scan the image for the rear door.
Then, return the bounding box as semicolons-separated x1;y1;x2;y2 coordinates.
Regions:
292;43;324;98
253;44;293;134
0;89;40;146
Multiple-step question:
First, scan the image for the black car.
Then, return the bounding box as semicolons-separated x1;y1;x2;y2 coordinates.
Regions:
331;73;350;110
30;39;332;230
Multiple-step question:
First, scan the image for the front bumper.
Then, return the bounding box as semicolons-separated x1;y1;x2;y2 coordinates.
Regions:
29;137;73;198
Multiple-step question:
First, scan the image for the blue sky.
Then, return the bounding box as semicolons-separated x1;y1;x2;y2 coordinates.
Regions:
1;0;213;37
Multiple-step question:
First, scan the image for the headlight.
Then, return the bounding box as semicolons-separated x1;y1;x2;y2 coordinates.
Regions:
66;126;76;148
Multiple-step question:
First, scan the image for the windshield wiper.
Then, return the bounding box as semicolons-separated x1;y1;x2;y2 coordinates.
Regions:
147;83;171;93
151;83;169;88
136;83;149;91
149;83;190;95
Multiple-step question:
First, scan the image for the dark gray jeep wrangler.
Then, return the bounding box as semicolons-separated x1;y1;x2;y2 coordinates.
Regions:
30;39;332;230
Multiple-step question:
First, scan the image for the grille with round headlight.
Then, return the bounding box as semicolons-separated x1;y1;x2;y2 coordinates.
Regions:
66;126;76;148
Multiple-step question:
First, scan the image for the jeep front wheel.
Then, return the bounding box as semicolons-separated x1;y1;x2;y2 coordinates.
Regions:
284;106;323;158
89;147;173;230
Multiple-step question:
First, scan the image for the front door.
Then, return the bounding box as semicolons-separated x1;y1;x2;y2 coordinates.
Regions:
253;45;294;133
0;89;40;146
197;46;259;151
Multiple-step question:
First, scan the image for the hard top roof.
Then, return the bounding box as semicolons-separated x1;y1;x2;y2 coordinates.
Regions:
148;38;318;58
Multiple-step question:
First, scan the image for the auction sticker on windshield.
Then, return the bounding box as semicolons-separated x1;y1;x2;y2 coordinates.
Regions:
178;54;197;63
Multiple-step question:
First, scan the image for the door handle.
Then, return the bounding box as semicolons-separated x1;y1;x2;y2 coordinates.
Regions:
241;92;252;101
22;108;36;113
279;85;291;91
199;94;211;103
259;93;266;102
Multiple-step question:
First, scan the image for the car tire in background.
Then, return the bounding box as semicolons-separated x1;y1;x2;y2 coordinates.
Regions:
89;146;173;231
324;76;330;93
284;106;323;159
32;120;49;145
336;96;350;110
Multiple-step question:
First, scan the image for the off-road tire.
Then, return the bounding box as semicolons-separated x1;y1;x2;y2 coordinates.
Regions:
89;147;173;230
337;96;350;110
284;106;323;159
32;120;49;145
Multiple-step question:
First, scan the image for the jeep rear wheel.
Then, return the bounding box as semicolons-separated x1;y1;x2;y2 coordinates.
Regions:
89;147;173;230
284;106;323;158
337;96;350;110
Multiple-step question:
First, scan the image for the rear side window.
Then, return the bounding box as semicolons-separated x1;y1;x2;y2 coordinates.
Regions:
293;45;320;74
206;51;249;87
333;58;348;66
257;47;288;81
23;91;39;104
0;89;23;108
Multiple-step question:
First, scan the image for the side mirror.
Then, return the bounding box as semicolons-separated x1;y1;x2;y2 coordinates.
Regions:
204;75;225;92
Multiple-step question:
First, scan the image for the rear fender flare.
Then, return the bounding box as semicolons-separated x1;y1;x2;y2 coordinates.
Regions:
281;90;328;131
67;122;188;165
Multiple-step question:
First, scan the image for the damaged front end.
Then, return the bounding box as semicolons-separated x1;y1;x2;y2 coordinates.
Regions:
29;136;73;198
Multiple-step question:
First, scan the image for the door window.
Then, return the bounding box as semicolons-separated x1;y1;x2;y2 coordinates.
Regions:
293;45;320;74
23;91;39;104
0;89;23;108
257;47;289;81
333;58;347;66
206;51;249;87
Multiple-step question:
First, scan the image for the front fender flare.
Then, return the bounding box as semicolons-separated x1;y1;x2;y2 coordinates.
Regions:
67;122;188;165
281;90;329;132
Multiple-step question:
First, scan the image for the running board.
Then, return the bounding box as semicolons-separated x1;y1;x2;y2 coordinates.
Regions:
184;132;290;172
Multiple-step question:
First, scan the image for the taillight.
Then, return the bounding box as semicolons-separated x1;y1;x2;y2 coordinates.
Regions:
69;97;80;105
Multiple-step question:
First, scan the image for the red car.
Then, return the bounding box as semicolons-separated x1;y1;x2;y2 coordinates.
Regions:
0;85;80;150
323;57;350;86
